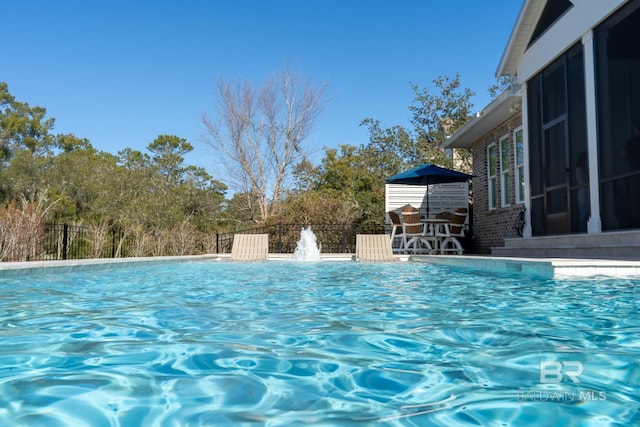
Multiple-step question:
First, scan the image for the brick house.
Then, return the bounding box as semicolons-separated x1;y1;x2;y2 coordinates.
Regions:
445;0;640;258
445;91;523;254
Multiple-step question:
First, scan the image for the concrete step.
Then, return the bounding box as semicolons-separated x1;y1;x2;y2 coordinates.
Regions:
492;230;640;260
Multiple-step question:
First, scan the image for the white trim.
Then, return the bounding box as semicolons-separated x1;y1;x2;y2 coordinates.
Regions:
499;133;512;208
516;0;626;82
488;142;498;210
444;91;521;149
521;82;532;238
496;0;542;78
582;30;602;234
514;127;525;204
499;0;626;80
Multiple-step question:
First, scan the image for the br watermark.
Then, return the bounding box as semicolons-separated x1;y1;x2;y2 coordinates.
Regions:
517;360;607;402
539;360;583;384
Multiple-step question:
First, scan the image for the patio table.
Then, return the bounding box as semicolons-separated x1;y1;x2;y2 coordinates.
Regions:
420;218;452;254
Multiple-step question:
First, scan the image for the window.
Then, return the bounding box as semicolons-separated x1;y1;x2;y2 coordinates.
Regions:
514;128;525;204
488;143;497;210
500;135;511;207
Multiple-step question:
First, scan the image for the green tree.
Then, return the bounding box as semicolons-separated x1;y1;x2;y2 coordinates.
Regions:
274;190;360;226
0;82;58;202
55;133;93;152
0;83;230;257
291;156;315;193
488;75;513;99
308;143;401;230
148;134;192;182
359;118;415;168
0;82;56;166
224;192;262;226
302;74;476;229
358;75;474;174
44;140;120;221
109;136;227;231
409;74;474;172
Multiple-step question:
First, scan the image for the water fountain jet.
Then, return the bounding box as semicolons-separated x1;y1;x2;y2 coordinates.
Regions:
291;226;321;261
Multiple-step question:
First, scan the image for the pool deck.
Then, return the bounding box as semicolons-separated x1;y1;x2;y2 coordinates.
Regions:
1;253;639;279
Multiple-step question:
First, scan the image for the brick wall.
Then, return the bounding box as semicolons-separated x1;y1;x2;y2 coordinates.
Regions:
471;114;524;254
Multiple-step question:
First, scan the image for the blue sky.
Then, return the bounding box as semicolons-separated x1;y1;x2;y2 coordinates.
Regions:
5;1;522;175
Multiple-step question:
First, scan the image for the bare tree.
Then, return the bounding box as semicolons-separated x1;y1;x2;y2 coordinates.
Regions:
202;68;328;222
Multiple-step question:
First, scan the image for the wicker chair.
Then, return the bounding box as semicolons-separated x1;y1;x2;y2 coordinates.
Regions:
400;208;435;254
387;211;405;254
435;208;467;255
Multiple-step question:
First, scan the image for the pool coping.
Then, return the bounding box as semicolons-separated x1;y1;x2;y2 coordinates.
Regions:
0;255;220;278
408;255;640;279
1;253;639;279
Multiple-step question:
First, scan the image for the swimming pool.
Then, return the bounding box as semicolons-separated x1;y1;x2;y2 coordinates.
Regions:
0;260;639;425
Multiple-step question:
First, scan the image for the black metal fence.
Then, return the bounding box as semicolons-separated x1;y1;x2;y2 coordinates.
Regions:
42;223;134;260
214;223;380;255
1;222;384;262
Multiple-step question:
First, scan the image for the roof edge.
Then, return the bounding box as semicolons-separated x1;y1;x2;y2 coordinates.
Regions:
444;90;522;149
496;0;541;78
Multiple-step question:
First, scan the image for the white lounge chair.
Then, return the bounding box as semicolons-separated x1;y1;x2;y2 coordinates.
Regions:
231;234;269;261
354;234;397;262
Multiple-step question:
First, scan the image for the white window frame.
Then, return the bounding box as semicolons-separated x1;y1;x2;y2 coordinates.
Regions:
514;127;525;204
487;143;497;210
499;134;511;207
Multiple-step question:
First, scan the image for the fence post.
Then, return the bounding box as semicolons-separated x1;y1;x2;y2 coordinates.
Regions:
278;223;282;253
62;224;68;260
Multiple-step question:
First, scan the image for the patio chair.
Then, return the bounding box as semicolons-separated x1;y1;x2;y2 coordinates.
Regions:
231;234;269;261
436;211;455;222
436;208;467;255
354;234;397;262
387;211;405;254
401;210;436;254
401;204;420;214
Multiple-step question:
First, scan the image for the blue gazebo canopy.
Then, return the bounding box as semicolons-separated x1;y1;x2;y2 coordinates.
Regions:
386;163;473;186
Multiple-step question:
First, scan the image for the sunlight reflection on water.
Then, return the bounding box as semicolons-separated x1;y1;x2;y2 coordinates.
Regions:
0;261;639;426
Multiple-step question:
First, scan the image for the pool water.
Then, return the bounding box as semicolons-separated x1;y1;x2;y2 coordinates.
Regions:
0;261;639;426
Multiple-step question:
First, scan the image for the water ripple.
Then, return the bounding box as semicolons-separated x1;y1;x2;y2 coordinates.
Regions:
0;261;639;425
